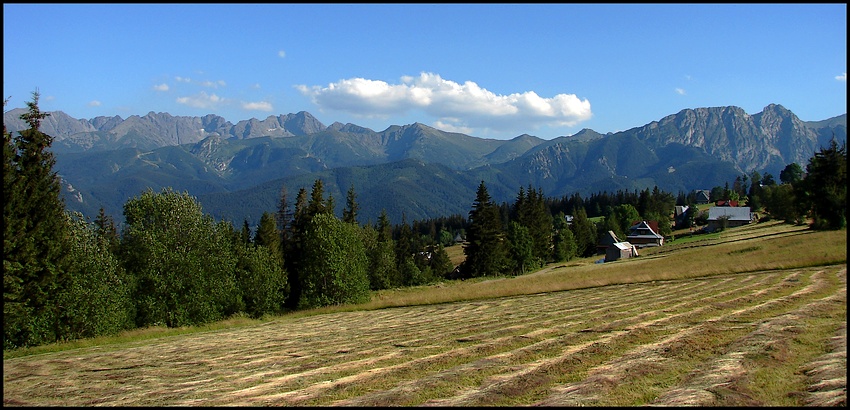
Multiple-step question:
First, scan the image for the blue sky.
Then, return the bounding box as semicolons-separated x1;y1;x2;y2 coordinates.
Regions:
4;3;846;140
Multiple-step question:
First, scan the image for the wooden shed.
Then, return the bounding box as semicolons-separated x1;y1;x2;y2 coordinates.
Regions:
605;241;638;262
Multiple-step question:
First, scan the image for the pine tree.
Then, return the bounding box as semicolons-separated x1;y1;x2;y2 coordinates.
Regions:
461;181;507;277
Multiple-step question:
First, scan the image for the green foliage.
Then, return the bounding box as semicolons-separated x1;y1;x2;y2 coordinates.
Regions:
399;256;427;287
233;241;289;318
427;244;454;279
4;91;71;349
297;213;370;309
56;213;135;340
254;211;281;261
611;204;640;237
569;207;596;258
360;225;401;290
461;181;508;277
512;186;553;264
506;221;537;275
779;162;803;185
342;184;359;224
761;184;802;224
797;138;847;230
120;188;242;328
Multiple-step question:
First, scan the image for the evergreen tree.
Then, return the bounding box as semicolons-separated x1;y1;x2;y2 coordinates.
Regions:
277;185;292;251
93;207;119;252
361;225;400;290
779;162;804;185
342;184;359;224
254;211;282;263
460;181;507;277
284;187;309;309
569;206;596;258
797;138;847;230
375;209;393;242
395;213;414;270
4;91;71;349
761;184;802;224
551;212;572;262
506;221;536;275
240;219;252;245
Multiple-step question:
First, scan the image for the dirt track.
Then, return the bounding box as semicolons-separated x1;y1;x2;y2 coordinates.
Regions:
3;264;846;406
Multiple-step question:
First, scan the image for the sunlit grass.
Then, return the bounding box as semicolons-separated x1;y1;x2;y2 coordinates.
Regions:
5;222;845;360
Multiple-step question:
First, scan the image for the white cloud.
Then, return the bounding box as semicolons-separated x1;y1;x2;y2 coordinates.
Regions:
153;83;170;92
176;92;224;109
836;72;847;82
296;72;592;133
432;120;473;135
88;100;102;107
175;76;192;83
675;88;686;95
251;83;261;90
242;101;274;112
200;80;226;88
278;50;286;58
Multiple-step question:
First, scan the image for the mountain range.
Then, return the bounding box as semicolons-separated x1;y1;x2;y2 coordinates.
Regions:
4;104;846;226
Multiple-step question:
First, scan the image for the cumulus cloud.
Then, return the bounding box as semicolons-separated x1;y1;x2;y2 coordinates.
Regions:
153;83;169;92
175;76;192;83
296;72;592;133
88;100;102;107
675;88;686;95
176;91;224;109
278;50;286;58
836;72;847;82
242;101;274;112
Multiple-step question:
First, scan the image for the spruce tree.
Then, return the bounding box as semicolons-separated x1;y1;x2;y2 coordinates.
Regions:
798;138;847;230
343;184;359;224
461;181;507;277
254;211;282;262
569;206;596;258
4;91;70;348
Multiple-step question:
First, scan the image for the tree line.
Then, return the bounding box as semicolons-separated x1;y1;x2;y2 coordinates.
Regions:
4;92;845;350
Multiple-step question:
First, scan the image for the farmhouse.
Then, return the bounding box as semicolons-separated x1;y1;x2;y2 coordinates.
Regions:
707;206;754;230
605;241;638;262
626;220;664;248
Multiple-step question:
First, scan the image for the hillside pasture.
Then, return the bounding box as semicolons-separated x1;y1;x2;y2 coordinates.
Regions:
3;222;846;406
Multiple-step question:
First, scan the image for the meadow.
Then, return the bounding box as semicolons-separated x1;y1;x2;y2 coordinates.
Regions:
3;220;846;406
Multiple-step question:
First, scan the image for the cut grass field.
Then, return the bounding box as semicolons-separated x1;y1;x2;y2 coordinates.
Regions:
3;220;846;406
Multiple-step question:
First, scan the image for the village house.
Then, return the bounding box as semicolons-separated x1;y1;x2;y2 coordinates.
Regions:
693;189;711;204
626;220;664;248
706;206;754;231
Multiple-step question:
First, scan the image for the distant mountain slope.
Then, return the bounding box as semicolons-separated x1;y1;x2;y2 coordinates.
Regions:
5;104;845;225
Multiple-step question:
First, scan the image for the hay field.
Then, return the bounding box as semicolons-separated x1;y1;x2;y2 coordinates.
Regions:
3;222;846;406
